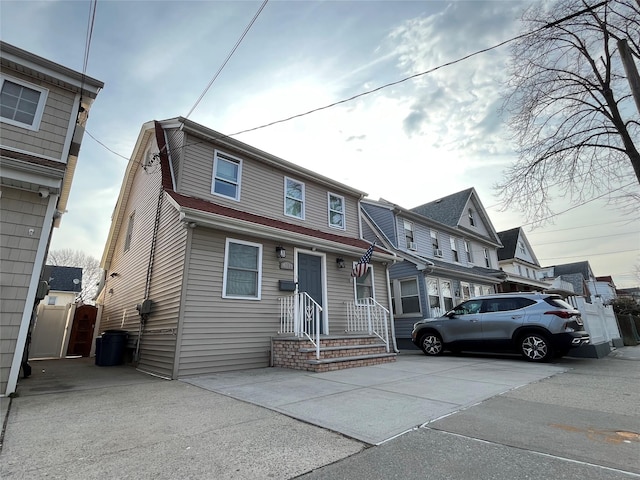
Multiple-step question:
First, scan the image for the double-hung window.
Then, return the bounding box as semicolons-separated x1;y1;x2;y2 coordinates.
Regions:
483;248;490;267
285;177;305;219
0;76;48;131
431;230;439;255
328;193;345;229
404;220;415;249
398;278;420;315
464;240;472;262
212;151;242;200
223;239;262;299
468;208;476;227
354;266;374;303
450;237;459;262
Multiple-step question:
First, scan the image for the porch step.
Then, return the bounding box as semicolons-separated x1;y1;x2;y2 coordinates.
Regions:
271;335;397;373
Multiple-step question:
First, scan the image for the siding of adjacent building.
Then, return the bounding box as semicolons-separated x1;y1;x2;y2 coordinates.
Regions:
0;189;48;392
0;70;76;161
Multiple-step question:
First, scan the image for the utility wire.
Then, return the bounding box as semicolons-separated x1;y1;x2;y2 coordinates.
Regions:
184;0;269;120
227;1;608;137
83;0;98;76
526;219;637;234
86;131;129;160
538;248;639;261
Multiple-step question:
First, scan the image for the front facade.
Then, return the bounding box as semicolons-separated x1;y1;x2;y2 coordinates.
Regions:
0;42;102;396
496;227;551;293
97;118;396;379
361;188;505;342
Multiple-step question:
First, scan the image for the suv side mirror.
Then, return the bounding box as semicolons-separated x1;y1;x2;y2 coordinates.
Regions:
445;310;456;318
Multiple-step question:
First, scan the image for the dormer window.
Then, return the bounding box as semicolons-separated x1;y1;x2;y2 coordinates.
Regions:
518;241;526;254
212;151;242;200
468;208;475;227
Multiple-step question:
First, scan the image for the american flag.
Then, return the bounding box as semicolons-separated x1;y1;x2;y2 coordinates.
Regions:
351;242;376;278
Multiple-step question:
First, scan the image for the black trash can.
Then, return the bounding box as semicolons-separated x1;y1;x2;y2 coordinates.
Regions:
95;330;128;366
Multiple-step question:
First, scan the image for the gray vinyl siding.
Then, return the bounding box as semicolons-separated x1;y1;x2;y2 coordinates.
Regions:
0;188;47;393
177;137;362;238
177;227;392;377
460;198;491;237
361;203;397;247
178;228;284;377
136;201;186;378
99;136;184;377
389;260;426;339
1;70;76;160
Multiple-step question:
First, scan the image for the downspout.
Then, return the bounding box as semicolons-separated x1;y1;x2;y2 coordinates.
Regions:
386;263;399;353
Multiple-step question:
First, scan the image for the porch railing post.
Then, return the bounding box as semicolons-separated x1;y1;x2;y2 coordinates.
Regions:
367;297;373;335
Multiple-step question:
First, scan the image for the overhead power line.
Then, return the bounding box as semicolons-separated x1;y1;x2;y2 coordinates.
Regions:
526;219;638;234
533;231;640;246
184;0;269;120
538;248;639;261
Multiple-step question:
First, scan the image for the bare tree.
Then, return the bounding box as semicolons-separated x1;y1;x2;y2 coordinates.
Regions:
47;249;101;304
498;0;640;223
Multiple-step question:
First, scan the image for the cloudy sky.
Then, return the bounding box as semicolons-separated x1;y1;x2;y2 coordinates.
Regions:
2;0;638;287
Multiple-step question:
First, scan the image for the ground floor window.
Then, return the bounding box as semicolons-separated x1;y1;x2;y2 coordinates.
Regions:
223;238;262;299
355;265;375;303
391;277;421;315
427;277;454;315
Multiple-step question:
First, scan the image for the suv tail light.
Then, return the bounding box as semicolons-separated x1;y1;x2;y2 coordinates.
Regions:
544;310;575;319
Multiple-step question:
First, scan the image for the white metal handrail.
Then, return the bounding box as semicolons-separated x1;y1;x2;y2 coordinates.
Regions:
279;292;323;359
346;297;390;352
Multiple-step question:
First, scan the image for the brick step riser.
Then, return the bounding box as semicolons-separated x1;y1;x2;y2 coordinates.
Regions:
302;347;388;360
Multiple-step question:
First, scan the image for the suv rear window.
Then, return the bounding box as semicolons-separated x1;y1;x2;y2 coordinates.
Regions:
482;297;535;313
544;296;574;309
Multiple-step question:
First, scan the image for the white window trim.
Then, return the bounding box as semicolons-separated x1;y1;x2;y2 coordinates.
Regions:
468;208;476;227
392;277;422;316
450;237;460;263
211;150;242;201
353;264;375;304
403;220;414;249
327;192;346;230
484;248;490;267
222;238;263;300
0;75;49;131
284;177;305;219
464;240;473;263
124;211;135;252
427;276;454;314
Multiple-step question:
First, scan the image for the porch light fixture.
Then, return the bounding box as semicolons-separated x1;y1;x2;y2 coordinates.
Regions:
276;246;286;259
336;257;346;268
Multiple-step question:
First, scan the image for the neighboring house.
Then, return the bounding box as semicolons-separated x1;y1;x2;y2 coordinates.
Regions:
496;227;551;293
592;275;617;304
361;188;506;345
0;42;103;397
95;117;397;379
29;266;82;359
617;287;640;304
541;261;596;299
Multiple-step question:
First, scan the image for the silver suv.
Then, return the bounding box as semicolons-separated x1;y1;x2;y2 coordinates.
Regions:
411;293;590;362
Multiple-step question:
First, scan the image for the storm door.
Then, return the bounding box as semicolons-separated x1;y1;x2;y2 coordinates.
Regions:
297;252;324;334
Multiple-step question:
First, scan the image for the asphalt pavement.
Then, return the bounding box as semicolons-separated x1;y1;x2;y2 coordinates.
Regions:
1;347;638;479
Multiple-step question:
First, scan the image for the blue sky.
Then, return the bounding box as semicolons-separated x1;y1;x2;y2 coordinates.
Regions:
2;0;638;287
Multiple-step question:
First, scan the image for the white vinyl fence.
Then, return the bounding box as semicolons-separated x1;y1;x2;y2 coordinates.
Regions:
566;296;621;345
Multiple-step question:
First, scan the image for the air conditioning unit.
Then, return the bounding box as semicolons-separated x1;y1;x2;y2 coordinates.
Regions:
408;241;418;251
434;248;443;257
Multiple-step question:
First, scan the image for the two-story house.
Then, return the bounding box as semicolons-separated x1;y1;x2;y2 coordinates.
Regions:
496;227;551;292
95;118;398;379
361;188;506;346
0;42;102;396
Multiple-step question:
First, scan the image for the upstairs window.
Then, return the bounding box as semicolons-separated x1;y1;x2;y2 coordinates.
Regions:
464;240;472;262
212;151;242;200
431;230;442;257
483;248;490;267
518;241;526;254
468;208;476;227
285;177;305;219
403;220;415;249
328;193;345;229
124;212;135;252
450;237;459;262
0;76;48;131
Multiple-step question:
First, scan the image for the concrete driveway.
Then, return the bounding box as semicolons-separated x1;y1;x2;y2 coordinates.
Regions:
1;351;568;479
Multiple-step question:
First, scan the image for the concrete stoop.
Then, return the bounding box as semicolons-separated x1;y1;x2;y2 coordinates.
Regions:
271;335;396;372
